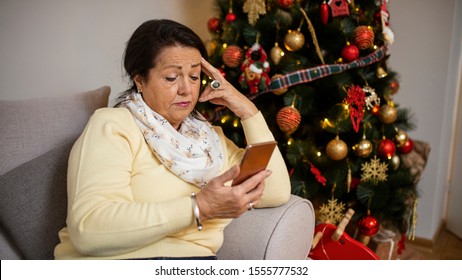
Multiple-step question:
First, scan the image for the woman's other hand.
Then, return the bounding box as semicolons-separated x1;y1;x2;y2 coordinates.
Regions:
195;165;271;221
199;58;258;120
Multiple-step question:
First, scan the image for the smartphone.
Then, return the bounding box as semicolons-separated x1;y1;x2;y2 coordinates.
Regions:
231;141;278;186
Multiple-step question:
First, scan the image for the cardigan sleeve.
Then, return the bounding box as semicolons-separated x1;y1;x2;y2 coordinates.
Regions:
239;111;291;207
66;108;195;257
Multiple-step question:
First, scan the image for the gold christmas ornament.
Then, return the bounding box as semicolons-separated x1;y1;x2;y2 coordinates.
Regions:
394;129;408;147
378;103;398;124
270;42;284;65
271;74;288;95
354;138;373;158
284;29;305;52
390;154;400;171
326;135;348;161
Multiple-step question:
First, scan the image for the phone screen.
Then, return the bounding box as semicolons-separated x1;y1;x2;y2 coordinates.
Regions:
231;141;277;186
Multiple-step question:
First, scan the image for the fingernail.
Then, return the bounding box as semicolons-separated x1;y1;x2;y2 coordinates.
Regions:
266;170;272;176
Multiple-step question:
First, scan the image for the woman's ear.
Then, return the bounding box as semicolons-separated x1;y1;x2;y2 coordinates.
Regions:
134;75;143;92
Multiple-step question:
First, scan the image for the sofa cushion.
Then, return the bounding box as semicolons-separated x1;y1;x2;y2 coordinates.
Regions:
0;224;23;259
0;142;73;260
0;86;110;175
217;195;315;259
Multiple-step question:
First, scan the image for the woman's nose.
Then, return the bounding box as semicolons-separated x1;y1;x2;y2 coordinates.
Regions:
178;77;192;95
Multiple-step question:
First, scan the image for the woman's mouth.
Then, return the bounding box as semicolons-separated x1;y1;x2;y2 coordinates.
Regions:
175;101;191;107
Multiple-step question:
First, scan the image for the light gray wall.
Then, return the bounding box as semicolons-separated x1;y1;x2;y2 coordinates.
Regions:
388;0;461;240
1;0;460;241
0;0;215;101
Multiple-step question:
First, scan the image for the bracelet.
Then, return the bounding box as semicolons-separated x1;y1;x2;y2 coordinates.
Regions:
190;192;203;231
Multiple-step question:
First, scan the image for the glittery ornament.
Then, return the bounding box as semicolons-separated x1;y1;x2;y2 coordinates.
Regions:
354;26;375;50
326;135;348;161
284;29;305;52
222;45;244;68
354;138;373;158
378;103;398;124
207;17;222;33
276;106;301;135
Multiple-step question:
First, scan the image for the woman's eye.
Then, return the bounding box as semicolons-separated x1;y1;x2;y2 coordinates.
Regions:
165;77;177;82
190;76;199;81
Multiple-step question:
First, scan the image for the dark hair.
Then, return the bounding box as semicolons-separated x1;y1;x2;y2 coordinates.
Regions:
115;19;208;108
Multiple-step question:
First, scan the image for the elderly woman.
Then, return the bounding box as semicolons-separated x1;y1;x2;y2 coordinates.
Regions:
54;19;290;260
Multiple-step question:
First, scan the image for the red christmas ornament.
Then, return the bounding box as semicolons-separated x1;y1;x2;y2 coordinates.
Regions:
276;106;301;135
389;80;400;94
207;17;222;33
398;138;414;154
357;215;380;236
354;26;375;50
320;1;329;25
378;138;396;158
341;43;359;62
226;12;237;23
222;45;244;68
278;0;294;9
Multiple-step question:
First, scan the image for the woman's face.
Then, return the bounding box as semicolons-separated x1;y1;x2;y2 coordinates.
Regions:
135;45;202;130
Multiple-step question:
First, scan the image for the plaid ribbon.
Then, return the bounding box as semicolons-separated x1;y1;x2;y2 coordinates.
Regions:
249;45;387;99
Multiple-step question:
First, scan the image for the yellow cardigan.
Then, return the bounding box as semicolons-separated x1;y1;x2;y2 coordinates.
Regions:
54;108;290;259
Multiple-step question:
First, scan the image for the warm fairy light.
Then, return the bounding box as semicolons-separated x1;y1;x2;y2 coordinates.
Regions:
280;51;285;57
202;79;207;85
232;119;239;127
373;45;378;50
223;43;228;48
321;118;335;129
343;103;349;110
316;151;322;157
287;138;293;145
221;116;229;124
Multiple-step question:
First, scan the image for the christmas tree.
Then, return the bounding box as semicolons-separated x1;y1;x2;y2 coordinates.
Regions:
200;0;419;246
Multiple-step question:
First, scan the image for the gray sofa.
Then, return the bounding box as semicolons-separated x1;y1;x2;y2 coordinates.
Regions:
0;86;315;260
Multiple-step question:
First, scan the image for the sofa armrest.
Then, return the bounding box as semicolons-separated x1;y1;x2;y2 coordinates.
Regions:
217;195;315;260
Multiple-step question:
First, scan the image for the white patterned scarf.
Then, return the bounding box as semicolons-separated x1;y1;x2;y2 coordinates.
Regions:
124;92;224;188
